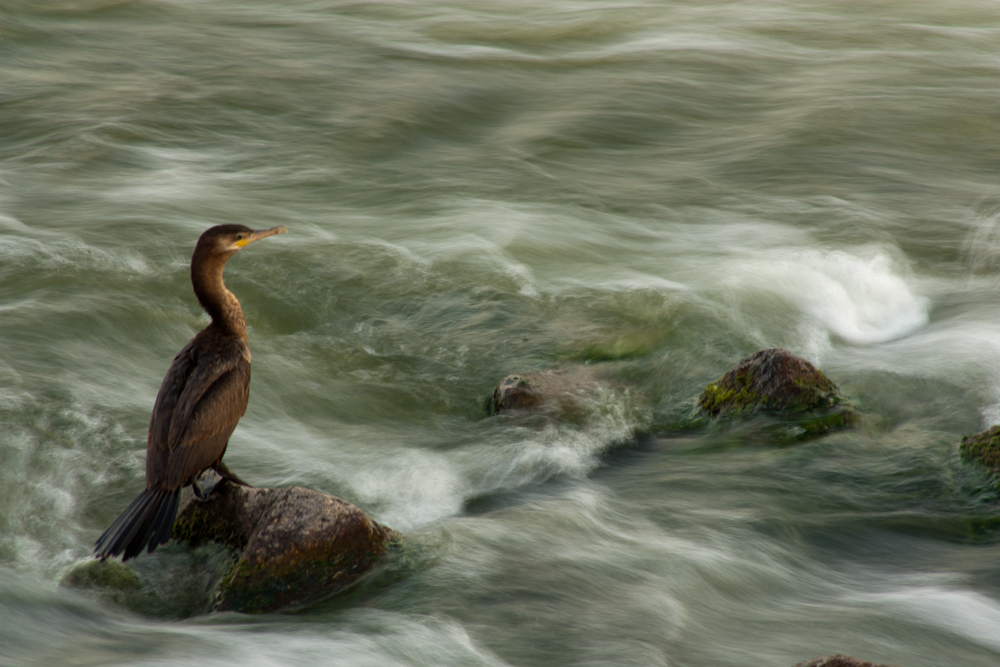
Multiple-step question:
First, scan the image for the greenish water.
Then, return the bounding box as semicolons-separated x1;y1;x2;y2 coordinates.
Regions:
4;1;1000;665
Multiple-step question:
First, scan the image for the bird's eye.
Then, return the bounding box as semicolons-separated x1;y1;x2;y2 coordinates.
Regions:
236;234;244;240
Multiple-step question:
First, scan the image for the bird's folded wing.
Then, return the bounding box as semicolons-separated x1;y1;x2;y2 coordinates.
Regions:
148;336;247;453
153;361;251;489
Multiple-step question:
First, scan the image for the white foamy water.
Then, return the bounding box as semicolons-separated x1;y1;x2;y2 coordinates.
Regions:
718;246;929;350
850;585;1000;654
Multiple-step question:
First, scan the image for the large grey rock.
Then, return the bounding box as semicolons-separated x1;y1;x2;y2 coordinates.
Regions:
172;478;401;613
792;655;902;667
698;348;857;433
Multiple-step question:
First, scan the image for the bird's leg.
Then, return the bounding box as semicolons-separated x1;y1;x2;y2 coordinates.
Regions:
212;460;252;487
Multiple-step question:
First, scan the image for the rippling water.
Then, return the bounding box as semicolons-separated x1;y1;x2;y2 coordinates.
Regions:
4;1;1000;665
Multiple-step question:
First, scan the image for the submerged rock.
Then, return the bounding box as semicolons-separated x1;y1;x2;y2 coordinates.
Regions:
62;541;236;618
960;424;1000;479
172;478;401;613
62;558;142;608
698;348;856;433
490;367;605;421
792;655;903;667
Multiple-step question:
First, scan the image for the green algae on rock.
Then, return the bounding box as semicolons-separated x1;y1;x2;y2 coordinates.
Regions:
61;546;236;618
960;425;1000;479
62;558;141;596
698;348;857;433
62;559;144;611
173;479;402;613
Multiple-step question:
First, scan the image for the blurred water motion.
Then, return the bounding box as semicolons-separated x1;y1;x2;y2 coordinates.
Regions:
3;1;1000;666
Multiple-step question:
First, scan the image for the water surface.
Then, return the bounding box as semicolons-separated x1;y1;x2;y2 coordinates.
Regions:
4;1;1000;665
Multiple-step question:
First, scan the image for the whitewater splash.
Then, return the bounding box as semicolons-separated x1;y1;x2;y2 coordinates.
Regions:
720;246;929;350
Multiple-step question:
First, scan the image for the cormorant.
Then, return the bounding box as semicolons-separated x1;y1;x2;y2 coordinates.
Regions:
94;224;287;561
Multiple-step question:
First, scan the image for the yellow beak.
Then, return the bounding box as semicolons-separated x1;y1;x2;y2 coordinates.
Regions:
235;225;288;248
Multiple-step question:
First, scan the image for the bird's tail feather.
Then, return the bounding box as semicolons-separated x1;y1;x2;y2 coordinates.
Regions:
94;488;180;561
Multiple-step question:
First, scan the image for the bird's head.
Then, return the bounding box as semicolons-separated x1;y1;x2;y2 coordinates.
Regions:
196;224;288;257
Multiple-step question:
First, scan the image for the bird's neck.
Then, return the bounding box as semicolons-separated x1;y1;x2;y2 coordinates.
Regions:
191;252;247;339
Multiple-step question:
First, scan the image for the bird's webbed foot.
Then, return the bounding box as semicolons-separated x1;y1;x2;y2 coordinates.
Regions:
191;468;225;501
191;476;214;501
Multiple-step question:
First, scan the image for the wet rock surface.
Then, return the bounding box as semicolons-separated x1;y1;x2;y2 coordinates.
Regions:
490;367;606;421
172;478;401;613
698;348;857;433
792;655;903;667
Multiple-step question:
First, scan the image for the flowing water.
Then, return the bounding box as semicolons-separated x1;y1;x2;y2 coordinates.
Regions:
4;1;1000;665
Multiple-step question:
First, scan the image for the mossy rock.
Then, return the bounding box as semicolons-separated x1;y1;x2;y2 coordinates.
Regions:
61;550;233;618
960;425;1000;480
792;655;903;667
62;559;144;611
698;348;857;434
173;480;402;613
62;559;141;597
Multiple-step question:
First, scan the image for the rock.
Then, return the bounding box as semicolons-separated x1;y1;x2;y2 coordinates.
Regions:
490;367;605;421
492;373;546;412
792;655;903;667
61;558;142;608
698;348;856;433
63;544;235;618
960;424;1000;478
172;478;401;613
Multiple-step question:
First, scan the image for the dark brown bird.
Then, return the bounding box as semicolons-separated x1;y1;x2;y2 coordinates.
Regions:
95;224;287;561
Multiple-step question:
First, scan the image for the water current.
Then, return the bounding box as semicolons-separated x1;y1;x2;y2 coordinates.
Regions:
4;1;1000;665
